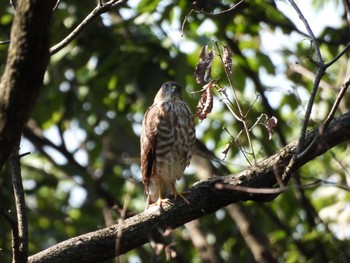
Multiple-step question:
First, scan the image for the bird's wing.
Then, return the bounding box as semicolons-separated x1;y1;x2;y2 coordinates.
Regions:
140;104;160;189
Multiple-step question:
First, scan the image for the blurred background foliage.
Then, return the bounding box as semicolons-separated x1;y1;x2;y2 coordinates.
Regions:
1;0;350;262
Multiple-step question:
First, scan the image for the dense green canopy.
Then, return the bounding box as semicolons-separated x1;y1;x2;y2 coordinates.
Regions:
1;0;350;262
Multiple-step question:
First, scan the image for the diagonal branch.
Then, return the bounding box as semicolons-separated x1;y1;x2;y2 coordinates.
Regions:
287;0;322;63
322;71;350;131
49;0;127;55
28;111;350;263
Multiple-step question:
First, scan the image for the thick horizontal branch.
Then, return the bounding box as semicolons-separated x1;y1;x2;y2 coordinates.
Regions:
28;111;350;263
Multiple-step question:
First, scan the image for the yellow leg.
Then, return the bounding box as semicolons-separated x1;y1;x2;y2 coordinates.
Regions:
156;181;171;207
171;185;190;205
145;181;189;209
144;195;151;211
145;180;170;209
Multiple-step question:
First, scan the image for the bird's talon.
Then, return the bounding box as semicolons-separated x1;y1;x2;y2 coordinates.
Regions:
156;197;170;208
172;191;190;205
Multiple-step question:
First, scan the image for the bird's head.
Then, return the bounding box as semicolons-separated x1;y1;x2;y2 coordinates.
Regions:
154;81;182;102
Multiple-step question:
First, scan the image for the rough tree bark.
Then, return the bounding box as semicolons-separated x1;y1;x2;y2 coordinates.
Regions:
0;0;53;169
28;111;350;263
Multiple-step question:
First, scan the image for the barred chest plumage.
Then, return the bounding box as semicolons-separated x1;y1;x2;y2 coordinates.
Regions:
141;81;195;208
154;99;195;184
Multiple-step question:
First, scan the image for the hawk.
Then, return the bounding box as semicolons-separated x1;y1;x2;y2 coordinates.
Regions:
140;81;195;208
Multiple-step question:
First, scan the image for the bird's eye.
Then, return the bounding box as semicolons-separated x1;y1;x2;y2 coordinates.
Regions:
163;84;170;91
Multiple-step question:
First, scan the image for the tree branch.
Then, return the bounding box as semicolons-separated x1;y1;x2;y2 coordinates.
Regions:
10;148;28;263
49;0;127;55
28;111;350;263
185;220;221;263
227;204;277;263
0;0;53;170
287;0;322;63
286;3;350;157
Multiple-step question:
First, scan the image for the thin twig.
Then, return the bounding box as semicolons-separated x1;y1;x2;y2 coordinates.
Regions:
324;42;350;68
296;66;325;153
180;9;194;37
50;0;126;55
115;181;134;263
216;86;243;122
52;0;61;10
288;64;335;90
214;43;257;163
194;0;244;16
10;148;28;263
222;127;252;165
287;0;322;64
181;1;243;36
322;74;350;133
248;113;268;132
216;177;348;194
299;175;350;191
0;206;17;228
297;72;350;160
273;164;285;190
0;40;10;45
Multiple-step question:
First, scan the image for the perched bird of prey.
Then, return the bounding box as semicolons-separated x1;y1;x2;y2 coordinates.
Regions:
140;81;195;209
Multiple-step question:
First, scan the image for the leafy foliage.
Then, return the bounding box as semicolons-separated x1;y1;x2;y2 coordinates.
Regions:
1;0;350;262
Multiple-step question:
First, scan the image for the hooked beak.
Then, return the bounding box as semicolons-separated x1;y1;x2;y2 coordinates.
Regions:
170;85;179;93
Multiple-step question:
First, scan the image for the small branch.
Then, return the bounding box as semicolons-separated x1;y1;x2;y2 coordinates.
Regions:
0;40;11;45
52;0;61;10
296;65;326;154
194;0;243;16
23;123;127;213
115;181;134;259
258;204;313;259
180;9;194;37
216;177;347;194
49;0;126;55
288;64;335;91
181;1;243;36
287;0;322;64
10;148;28;263
185;220;220;262
0;205;19;257
322;74;350;132
227;204;277;263
0;206;17;229
323;42;350;68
